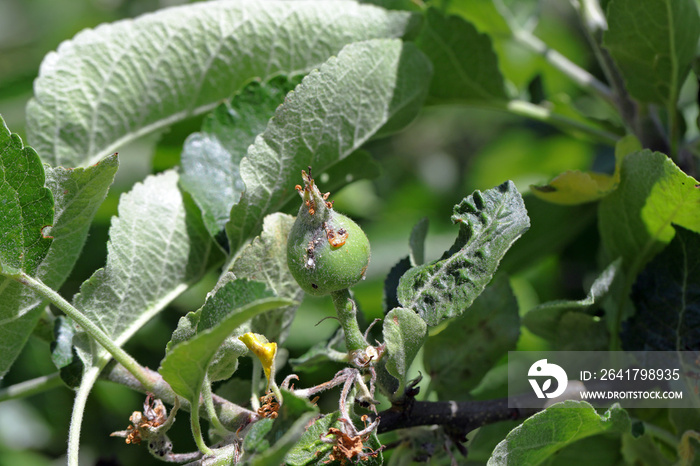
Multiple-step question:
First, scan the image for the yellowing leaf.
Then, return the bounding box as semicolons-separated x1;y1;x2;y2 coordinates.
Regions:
239;332;277;385
531;170;616;205
531;135;641;205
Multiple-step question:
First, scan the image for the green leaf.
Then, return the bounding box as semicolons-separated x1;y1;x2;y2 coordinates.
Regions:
523;260;620;341
383;256;412;313
244;390;318;465
0;115;53;276
622;226;700;351
531;170;618;205
285;411;382;466
73;170;212;368
545;435;625;466
40;154;119;289
285;412;340;466
621;433;674;466
229;213;303;343
488;401;631;466
436;0;511;36
166;276;251;383
603;0;700;105
289;329;347;372
225;38;432;253
409;217;429;266
500;195;597;274
397;181;529;326
598;150;700;276
530;135;639;206
50;316;83;388
159;279;293;402
415;8;507;102
0;154;118;379
553;312;609;351
180;78;297;240
0;116;54;379
423;275;519;398
26;1;418;168
383;307;427;395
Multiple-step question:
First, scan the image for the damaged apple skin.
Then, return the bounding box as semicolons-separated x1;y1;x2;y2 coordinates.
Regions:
287;170;370;296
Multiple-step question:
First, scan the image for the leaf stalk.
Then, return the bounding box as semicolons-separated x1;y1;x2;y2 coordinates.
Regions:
11;272;155;390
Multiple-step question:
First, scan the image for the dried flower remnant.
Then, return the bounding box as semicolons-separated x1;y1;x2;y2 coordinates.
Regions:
257;391;280;419
322;415;382;465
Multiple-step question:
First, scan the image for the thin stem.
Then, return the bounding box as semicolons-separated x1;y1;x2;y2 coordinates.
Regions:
67;365;101;466
0;372;63;402
574;0;637;131
190;400;214;456
500;100;621;144
330;289;368;354
12;272;155;390
506;17;616;106
202;376;231;437
250;359;262;411
102;362;256;431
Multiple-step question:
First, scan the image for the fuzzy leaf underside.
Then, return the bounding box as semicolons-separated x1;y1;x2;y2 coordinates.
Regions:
622;226;700;351
397;181;529;326
73;170;211;368
423;275;519;398
409;217;429;267
598;150;700;278
229;213;303;343
415;8;507;102
159;279;292;403
604;0;700;105
26;0;416;168
180;79;297;239
488;401;631;465
383;307;427;394
225;39;432;253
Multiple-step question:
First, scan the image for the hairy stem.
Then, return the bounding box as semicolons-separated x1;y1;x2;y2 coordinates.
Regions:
103;362;256;431
330;289;368;354
68;366;101;466
191;399;214;456
202;375;231;436
12;272;155;390
0;372;63;402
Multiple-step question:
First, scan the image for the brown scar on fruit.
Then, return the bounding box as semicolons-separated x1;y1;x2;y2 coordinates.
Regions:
305;199;316;216
306;239;316;269
325;225;348;248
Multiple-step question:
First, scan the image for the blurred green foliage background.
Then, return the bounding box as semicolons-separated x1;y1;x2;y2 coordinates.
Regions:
0;0;612;464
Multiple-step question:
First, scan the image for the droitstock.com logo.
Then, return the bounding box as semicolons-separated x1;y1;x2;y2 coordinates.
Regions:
528;359;568;399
